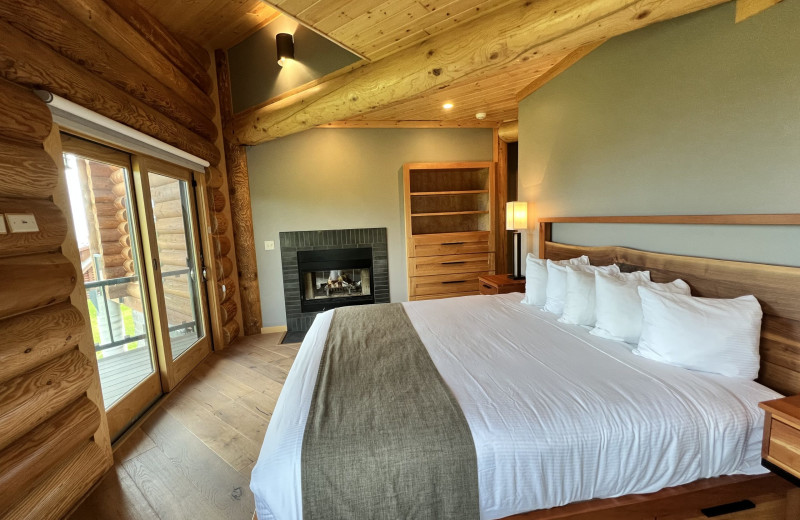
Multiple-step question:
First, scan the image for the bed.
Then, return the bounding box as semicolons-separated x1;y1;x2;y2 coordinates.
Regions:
253;215;800;520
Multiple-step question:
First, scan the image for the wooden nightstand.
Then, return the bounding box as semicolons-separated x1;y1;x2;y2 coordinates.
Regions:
760;395;800;485
478;274;525;295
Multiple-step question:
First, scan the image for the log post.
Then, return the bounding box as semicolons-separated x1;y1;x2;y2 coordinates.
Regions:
215;50;262;336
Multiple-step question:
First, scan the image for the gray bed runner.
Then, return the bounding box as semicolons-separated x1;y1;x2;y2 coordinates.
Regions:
301;303;479;519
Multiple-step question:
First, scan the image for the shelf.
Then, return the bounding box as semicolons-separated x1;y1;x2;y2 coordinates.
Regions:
410;190;489;196
411;210;489;217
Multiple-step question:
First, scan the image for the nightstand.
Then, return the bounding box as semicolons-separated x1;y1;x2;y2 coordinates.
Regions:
760;395;800;485
478;274;525;295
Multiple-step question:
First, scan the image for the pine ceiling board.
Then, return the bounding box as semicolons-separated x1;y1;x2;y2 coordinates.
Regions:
365;0;509;60
136;0;280;49
347;52;567;123
329;2;431;45
315;0;381;33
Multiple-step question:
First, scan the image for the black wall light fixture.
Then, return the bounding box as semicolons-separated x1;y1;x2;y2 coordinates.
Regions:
276;33;294;67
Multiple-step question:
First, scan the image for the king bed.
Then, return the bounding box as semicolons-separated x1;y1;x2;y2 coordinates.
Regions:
252;215;800;520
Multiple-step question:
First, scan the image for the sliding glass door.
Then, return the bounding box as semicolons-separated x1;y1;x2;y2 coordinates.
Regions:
62;135;211;439
134;157;211;390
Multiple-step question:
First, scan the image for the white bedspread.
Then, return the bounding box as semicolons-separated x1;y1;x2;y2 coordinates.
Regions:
252;293;779;520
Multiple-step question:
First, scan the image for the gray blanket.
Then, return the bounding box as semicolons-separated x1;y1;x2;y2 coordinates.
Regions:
301;303;479;519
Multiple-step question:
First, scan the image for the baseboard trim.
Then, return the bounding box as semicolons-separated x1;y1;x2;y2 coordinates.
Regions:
260;325;288;334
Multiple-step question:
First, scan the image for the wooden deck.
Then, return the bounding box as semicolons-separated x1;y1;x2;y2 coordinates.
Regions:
71;332;296;519
96;334;208;408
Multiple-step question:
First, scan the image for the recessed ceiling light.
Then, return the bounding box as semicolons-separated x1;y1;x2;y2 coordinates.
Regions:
442;103;454;110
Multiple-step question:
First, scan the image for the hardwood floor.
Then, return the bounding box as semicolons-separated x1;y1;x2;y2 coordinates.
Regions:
70;332;298;520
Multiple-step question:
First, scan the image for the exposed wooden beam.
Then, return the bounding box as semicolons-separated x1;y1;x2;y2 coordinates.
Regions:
515;41;604;102
735;0;783;22
318;120;500;129
498;121;519;143
234;0;727;146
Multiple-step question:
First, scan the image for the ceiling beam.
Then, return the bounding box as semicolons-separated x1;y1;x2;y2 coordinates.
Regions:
234;0;728;146
735;0;783;22
318;120;500;129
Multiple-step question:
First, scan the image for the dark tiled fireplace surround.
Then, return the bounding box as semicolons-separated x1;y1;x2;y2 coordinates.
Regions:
279;228;390;342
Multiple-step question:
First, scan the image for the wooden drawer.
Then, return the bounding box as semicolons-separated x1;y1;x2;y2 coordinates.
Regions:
479;281;499;295
410;231;491;257
767;418;800;476
410;291;480;301
409;253;494;277
409;272;489;297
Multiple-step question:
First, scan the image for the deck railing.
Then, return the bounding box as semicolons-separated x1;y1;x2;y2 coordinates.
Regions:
87;265;195;352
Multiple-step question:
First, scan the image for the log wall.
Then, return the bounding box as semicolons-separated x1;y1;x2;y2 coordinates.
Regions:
0;85;112;518
0;0;245;516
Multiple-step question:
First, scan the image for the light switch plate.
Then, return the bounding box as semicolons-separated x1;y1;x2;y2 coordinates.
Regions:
264;240;275;250
0;214;6;234
6;213;39;233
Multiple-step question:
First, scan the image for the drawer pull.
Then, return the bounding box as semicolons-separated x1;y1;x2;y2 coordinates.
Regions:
441;242;465;246
441;280;466;285
482;284;493;289
441;261;466;265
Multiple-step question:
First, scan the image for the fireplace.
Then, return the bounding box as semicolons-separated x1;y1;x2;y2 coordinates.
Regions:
298;248;374;312
280;228;390;338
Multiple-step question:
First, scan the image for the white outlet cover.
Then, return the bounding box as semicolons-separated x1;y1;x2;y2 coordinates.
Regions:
0;214;6;234
6;213;39;233
264;240;275;250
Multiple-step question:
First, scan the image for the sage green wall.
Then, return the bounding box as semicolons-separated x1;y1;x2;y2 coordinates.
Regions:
248;128;493;327
518;1;800;267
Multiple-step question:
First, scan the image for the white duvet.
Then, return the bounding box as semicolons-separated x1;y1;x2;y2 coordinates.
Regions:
251;293;779;520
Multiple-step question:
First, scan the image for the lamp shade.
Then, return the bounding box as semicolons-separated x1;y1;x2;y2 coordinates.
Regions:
506;201;528;231
276;33;294;66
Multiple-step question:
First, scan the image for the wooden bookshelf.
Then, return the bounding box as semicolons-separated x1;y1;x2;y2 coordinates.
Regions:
403;162;496;301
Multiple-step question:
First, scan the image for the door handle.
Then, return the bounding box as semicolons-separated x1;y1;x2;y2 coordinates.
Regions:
152;258;160;271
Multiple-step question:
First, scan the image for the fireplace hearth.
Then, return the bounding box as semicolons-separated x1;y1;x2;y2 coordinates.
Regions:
280;228;389;337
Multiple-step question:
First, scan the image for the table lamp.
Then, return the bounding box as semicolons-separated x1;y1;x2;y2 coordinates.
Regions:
506;201;527;280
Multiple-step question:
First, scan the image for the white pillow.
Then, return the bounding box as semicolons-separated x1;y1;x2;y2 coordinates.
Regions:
635;287;762;379
544;261;618;316
521;254;589;307
591;272;691;343
560;268;649;326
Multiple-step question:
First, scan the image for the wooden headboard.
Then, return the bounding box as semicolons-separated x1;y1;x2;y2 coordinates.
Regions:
538;215;800;396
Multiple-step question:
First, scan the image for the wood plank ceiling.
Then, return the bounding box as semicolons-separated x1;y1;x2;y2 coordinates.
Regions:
135;0;280;50
266;0;526;125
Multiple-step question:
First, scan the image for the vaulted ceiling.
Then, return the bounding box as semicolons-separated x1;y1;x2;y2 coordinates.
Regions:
136;0;742;141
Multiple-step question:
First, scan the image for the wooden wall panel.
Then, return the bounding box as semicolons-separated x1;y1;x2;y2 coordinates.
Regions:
0;303;85;383
0;77;52;145
0;253;76;319
2;442;108;520
57;0;214;114
0;198;67;257
215;50;262;336
0;18;220;164
0;138;59;199
0;0;217;141
0;396;100;513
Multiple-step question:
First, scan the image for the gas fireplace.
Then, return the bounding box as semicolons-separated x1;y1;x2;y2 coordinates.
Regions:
298;248;374;312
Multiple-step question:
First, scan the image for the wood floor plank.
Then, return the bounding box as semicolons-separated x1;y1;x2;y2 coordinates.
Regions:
209;355;285;394
190;360;257;400
69;333;298;519
114;426;157;464
164;391;260;471
264;345;302;358
70;465;159;520
123;446;228;520
140;408;255;519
